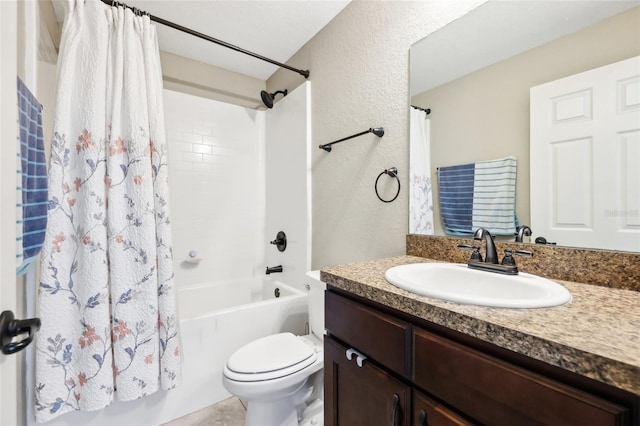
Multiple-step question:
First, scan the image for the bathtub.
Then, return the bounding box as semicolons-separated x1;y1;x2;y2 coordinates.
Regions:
178;277;306;320
29;277;308;426
171;277;309;421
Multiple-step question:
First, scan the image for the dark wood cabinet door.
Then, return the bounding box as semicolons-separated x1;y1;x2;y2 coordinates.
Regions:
325;336;411;426
413;327;629;426
413;390;475;426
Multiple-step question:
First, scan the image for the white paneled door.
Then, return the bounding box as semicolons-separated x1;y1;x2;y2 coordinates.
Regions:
530;56;640;252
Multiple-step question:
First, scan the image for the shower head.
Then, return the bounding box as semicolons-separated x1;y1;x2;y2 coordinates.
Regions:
371;127;385;137
260;89;288;109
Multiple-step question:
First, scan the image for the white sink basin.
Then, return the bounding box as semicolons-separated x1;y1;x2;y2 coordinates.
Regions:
384;263;571;308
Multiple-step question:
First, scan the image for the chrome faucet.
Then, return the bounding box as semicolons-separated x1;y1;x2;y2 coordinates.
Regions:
473;228;498;264
515;225;532;243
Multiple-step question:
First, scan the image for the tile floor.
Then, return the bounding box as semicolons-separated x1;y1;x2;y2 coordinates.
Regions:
162;397;247;426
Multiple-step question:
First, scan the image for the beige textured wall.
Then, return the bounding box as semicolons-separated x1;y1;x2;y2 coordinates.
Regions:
268;1;486;269
412;7;640;236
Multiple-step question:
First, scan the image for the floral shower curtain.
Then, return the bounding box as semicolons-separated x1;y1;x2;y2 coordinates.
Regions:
35;1;181;421
409;108;435;235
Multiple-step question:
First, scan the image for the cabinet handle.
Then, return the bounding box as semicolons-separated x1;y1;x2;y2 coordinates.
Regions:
391;393;400;426
418;409;428;426
345;348;358;361
345;347;368;367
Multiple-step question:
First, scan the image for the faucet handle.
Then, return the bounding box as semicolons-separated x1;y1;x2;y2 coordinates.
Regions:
457;244;475;249
502;249;533;266
501;249;516;266
457;244;483;262
269;231;287;252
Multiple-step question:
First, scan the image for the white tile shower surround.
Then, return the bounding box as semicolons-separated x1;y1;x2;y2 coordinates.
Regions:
163;89;267;288
162;397;247;426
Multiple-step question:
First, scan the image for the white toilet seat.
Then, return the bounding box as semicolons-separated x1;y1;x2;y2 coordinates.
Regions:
225;333;318;382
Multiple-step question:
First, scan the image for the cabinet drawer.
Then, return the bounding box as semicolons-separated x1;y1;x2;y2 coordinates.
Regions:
413;328;628;425
325;291;411;376
413;390;475;426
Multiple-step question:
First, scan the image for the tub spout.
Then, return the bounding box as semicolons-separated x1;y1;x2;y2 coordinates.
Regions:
265;265;283;275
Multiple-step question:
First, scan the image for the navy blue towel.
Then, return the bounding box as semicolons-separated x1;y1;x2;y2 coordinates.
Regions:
438;163;475;234
16;77;48;275
438;156;518;236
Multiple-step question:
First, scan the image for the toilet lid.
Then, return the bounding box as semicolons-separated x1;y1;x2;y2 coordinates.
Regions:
226;332;316;376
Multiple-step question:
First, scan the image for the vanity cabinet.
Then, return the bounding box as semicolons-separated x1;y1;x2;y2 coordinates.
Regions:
324;289;635;426
325;337;411;425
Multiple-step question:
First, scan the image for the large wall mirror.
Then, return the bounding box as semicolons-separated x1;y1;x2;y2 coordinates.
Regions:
409;1;640;252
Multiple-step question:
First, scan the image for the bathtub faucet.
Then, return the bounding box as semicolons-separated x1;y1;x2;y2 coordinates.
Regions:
265;265;283;275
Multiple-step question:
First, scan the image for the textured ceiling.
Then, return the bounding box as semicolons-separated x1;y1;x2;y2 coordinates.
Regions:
52;0;350;80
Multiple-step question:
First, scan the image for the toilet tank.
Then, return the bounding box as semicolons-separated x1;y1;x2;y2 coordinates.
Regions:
304;271;326;339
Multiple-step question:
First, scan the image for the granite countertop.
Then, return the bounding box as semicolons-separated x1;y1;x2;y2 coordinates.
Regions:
320;255;640;395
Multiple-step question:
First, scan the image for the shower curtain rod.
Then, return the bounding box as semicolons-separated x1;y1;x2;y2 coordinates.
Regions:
100;0;310;79
411;105;431;114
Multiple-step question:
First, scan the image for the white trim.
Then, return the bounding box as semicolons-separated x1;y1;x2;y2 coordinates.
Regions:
0;1;19;425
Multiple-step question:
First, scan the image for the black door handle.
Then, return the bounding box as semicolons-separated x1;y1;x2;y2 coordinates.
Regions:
0;310;41;355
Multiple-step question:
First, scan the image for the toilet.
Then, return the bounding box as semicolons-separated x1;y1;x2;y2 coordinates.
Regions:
223;271;325;426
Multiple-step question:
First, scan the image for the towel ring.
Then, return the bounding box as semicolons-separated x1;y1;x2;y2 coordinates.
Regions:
375;167;400;203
